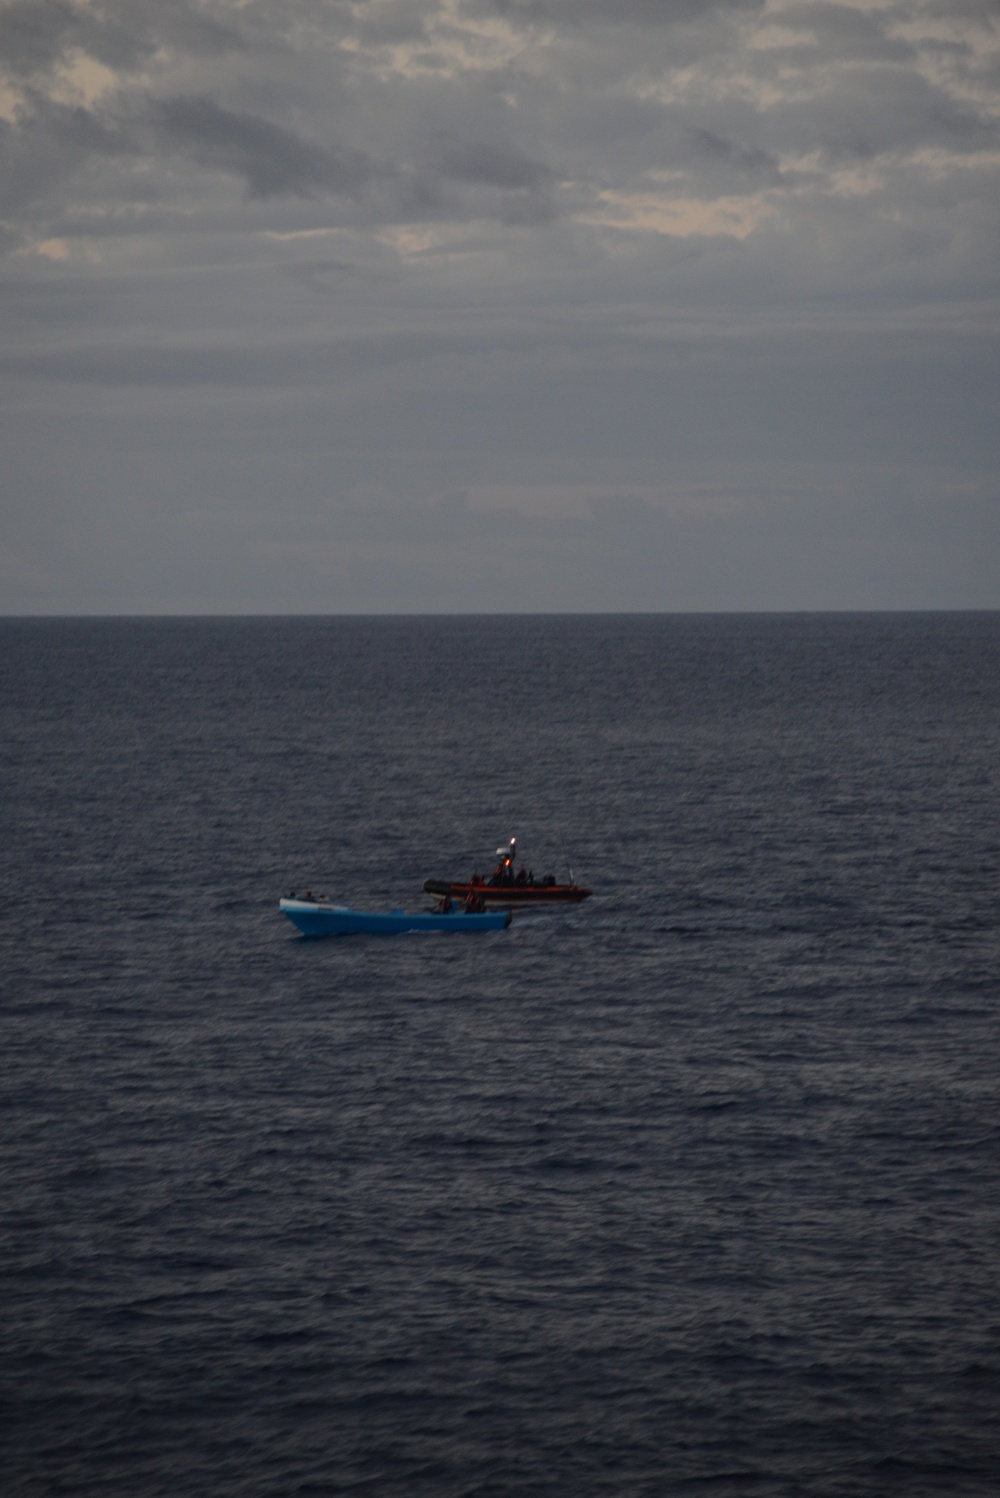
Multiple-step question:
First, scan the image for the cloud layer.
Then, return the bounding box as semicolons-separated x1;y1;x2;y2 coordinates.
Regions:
1;0;998;611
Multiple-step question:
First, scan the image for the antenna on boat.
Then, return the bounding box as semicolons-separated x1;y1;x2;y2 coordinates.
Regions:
557;828;575;886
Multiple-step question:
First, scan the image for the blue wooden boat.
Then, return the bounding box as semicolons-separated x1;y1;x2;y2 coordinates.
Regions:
279;898;512;938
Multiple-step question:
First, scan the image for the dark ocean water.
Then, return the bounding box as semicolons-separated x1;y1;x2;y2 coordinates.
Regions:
2;614;999;1498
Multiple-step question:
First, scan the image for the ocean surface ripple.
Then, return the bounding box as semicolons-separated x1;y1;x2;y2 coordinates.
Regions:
2;615;998;1496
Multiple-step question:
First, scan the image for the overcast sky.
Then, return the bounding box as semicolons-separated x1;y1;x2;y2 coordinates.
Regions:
1;0;998;612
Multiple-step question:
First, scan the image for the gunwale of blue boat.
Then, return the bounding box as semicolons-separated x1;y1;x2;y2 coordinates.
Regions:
279;898;512;937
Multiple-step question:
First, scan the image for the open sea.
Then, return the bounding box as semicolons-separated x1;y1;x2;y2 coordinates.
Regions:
2;613;999;1498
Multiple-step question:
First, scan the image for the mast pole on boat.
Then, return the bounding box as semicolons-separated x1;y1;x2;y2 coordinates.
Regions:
557;828;575;886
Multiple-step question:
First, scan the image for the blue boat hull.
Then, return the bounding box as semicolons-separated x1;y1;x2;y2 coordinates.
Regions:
279;899;512;937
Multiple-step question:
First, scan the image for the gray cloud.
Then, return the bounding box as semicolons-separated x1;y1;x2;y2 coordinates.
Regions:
688;129;783;186
436;138;556;193
149;96;377;200
763;3;916;65
427;136;560;221
475;0;765;24
0;0;237;79
0;0;86;75
0;97;132;219
774;66;998;162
